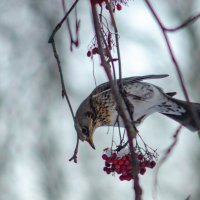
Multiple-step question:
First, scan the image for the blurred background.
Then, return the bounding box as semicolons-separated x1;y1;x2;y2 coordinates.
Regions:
0;0;200;199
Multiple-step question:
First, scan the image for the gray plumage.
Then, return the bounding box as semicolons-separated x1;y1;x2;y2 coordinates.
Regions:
75;74;200;148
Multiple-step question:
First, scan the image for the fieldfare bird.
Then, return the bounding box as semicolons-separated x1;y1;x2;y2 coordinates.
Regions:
75;74;200;149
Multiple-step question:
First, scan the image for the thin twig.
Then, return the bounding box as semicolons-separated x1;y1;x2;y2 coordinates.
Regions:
144;0;200;131
165;13;200;32
62;0;80;51
106;2;123;83
48;0;80;162
51;39;75;120
68;136;79;163
153;125;182;200
48;0;79;43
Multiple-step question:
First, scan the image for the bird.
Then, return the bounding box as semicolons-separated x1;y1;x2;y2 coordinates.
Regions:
75;74;200;149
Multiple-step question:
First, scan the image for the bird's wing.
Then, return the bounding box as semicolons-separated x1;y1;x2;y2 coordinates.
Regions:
91;74;169;97
122;74;169;84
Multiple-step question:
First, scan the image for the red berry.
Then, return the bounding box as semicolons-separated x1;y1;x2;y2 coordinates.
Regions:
127;165;132;170
102;154;108;160
115;169;121;174
115;165;120;170
118;160;124;165
106;168;111;174
124;160;130;166
121;169;127;175
87;51;91;57
144;160;150;167
113;159;119;165
111;166;115;172
119;175;125;181
103;167;107;172
116;4;122;11
138;154;144;160
140;167;146;175
105;162;110;167
112;153;117;159
121;156;127;161
107;157;113;163
139;162;145;168
149;161;156;168
126;174;133;181
125;155;130;161
92;47;98;54
121;165;126;170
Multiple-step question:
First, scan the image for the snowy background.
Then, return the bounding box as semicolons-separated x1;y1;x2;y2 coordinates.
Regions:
0;0;200;200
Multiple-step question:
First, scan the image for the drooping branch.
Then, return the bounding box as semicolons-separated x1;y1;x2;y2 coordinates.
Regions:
48;0;80;163
165;13;200;32
153;125;182;199
106;1;123;82
48;0;79;43
62;0;80;51
144;0;200;131
51;40;75;120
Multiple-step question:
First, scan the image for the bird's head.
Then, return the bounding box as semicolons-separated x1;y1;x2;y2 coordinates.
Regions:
75;98;98;149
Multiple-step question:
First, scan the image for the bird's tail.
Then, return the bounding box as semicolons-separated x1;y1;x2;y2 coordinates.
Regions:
159;98;200;132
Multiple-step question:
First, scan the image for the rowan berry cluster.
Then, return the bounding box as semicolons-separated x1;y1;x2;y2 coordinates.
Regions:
102;148;157;181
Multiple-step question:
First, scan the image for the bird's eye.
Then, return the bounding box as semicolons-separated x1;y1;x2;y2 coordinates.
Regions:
81;126;89;135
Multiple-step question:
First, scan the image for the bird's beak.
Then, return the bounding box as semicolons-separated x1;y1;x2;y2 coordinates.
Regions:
86;136;95;150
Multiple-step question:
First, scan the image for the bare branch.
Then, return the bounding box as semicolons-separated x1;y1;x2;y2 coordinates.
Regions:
165;13;200;32
68;136;79;163
48;0;79;43
106;2;123;82
48;0;80;162
51;39;75;120
62;0;80;51
153;126;182;199
144;0;200;131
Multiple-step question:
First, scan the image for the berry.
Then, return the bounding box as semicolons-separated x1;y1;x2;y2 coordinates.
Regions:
103;167;107;172
144;160;150;167
102;154;108;160
137;154;144;160
121;169;127;175
139;162;145;168
124;160;130;166
140;167;146;175
106;168;111;174
115;169;121;174
149;161;156;168
127;165;132;170
107;157;113;163
118;160;124;165
92;47;98;54
112;153;117;159
121;156;127;161
115;165;120;170
87;51;91;57
113;159;119;165
105;162;110;167
116;4;122;11
119;175;125;181
121;165;126;170
111;166;115;172
126;174;133;181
